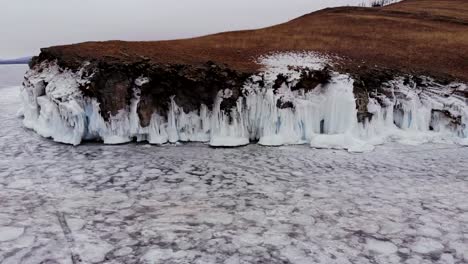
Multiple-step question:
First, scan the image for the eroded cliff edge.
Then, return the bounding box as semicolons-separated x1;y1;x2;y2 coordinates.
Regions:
21;51;467;151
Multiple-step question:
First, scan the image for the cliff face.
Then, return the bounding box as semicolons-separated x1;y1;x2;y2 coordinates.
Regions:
81;61;251;126
21;52;468;151
20;0;468;151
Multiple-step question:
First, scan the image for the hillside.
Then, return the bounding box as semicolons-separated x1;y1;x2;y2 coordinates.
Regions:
36;0;468;81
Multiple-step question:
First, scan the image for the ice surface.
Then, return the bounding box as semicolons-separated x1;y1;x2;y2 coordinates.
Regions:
366;238;398;255
310;133;375;152
411;237;444;254
20;54;468;151
0;226;24;242
2;80;468;263
0;65;28;88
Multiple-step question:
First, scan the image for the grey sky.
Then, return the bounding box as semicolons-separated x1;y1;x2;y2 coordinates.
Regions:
1;0;367;58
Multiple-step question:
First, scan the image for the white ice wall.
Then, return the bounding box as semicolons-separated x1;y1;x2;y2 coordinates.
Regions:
20;53;467;152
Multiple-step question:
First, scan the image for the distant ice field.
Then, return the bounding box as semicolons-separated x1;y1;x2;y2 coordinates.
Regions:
0;64;467;263
0;64;28;88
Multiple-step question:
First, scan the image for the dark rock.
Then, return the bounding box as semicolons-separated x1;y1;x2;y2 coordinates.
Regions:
351;66;404;122
357;112;374;123
273;74;289;91
94;72;132;118
137;96;156;127
276;99;294;109
292;67;332;91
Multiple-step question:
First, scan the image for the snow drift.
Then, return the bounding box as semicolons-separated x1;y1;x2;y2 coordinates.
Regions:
20;53;467;152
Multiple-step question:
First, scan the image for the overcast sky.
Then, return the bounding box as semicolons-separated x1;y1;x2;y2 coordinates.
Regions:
0;0;368;58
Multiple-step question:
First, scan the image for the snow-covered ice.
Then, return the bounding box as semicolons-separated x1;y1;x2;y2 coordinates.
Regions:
1;65;468;263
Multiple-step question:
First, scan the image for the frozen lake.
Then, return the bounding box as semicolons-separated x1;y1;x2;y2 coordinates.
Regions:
0;65;468;263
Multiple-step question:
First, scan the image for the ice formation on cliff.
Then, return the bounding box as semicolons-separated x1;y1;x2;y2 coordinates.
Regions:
20;53;467;152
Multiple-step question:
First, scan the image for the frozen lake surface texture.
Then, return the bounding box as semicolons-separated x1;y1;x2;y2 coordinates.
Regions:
1;65;468;264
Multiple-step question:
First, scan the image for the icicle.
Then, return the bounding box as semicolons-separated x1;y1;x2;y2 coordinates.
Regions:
147;113;169;145
209;92;249;147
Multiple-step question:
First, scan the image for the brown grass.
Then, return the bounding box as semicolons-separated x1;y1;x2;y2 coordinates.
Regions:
41;0;468;81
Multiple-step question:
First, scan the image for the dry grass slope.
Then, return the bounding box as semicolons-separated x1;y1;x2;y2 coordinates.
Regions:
40;0;468;81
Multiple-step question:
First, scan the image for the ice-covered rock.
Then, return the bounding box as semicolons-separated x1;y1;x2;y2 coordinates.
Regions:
20;53;467;151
